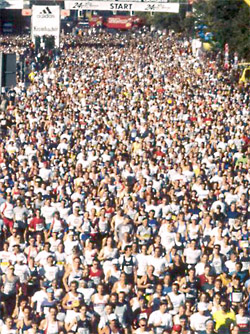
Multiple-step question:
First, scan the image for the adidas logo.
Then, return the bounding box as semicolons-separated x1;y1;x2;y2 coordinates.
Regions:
40;7;52;15
37;6;55;18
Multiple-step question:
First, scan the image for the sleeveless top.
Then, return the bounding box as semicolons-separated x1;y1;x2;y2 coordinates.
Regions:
44;319;59;334
92;294;108;316
68;268;83;285
177;222;186;236
121;255;134;275
116;282;131;295
76;316;91;334
230;286;243;303
211;255;223;275
18;319;32;334
103;247;118;261
67;291;82;307
145;275;157;295
109;268;121;285
188;224;199;240
4;275;19;295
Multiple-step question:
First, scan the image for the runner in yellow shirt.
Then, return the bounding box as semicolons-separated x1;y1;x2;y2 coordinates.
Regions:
212;299;236;334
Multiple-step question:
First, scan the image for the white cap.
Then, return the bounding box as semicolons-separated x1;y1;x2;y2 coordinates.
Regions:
16;254;24;262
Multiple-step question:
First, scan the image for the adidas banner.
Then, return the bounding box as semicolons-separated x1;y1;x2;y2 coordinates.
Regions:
31;6;60;47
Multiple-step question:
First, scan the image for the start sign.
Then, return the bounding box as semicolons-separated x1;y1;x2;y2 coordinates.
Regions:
65;1;180;13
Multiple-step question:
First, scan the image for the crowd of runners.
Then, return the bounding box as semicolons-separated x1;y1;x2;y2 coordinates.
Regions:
0;29;249;334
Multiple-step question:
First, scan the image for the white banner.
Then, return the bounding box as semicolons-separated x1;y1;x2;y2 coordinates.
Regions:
0;0;24;9
65;1;179;12
31;6;60;47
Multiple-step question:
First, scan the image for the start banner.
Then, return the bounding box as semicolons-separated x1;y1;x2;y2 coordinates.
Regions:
65;1;180;12
31;6;60;47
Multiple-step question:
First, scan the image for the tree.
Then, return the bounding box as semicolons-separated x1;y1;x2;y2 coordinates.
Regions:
192;0;250;59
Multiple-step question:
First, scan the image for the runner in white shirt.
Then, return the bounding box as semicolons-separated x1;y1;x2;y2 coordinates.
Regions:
35;243;52;267
43;255;59;282
190;302;211;334
167;282;186;315
136;244;149;277
31;282;48;313
67;206;83;229
14;255;30;285
147;247;168;279
148;301;173;334
0;242;12;274
183;240;202;266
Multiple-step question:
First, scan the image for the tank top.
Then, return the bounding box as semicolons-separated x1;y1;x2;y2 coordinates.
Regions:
230;286;243;303
121;255;134;275
26;246;38;261
203;226;212;237
109;268;121;285
76;316;91;334
185;278;199;300
145;275;157;295
84;249;96;266
114;215;124;231
231;225;241;239
45;319;59;334
177;222;186;236
98;218;108;233
92;294;108;316
240;255;250;271
103;247;117;261
18;319;32;334
211;255;223;275
4;275;19;295
68;268;83;285
67;291;82;307
116;282;130;295
188;224;199;240
89;268;102;285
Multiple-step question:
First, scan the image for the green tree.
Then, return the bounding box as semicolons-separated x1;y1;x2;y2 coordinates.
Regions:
193;0;250;59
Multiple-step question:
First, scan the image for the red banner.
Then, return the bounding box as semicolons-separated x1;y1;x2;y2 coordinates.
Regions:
105;16;133;30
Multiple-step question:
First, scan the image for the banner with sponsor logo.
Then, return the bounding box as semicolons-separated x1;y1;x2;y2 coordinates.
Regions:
65;1;179;12
0;0;24;9
31;6;60;47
